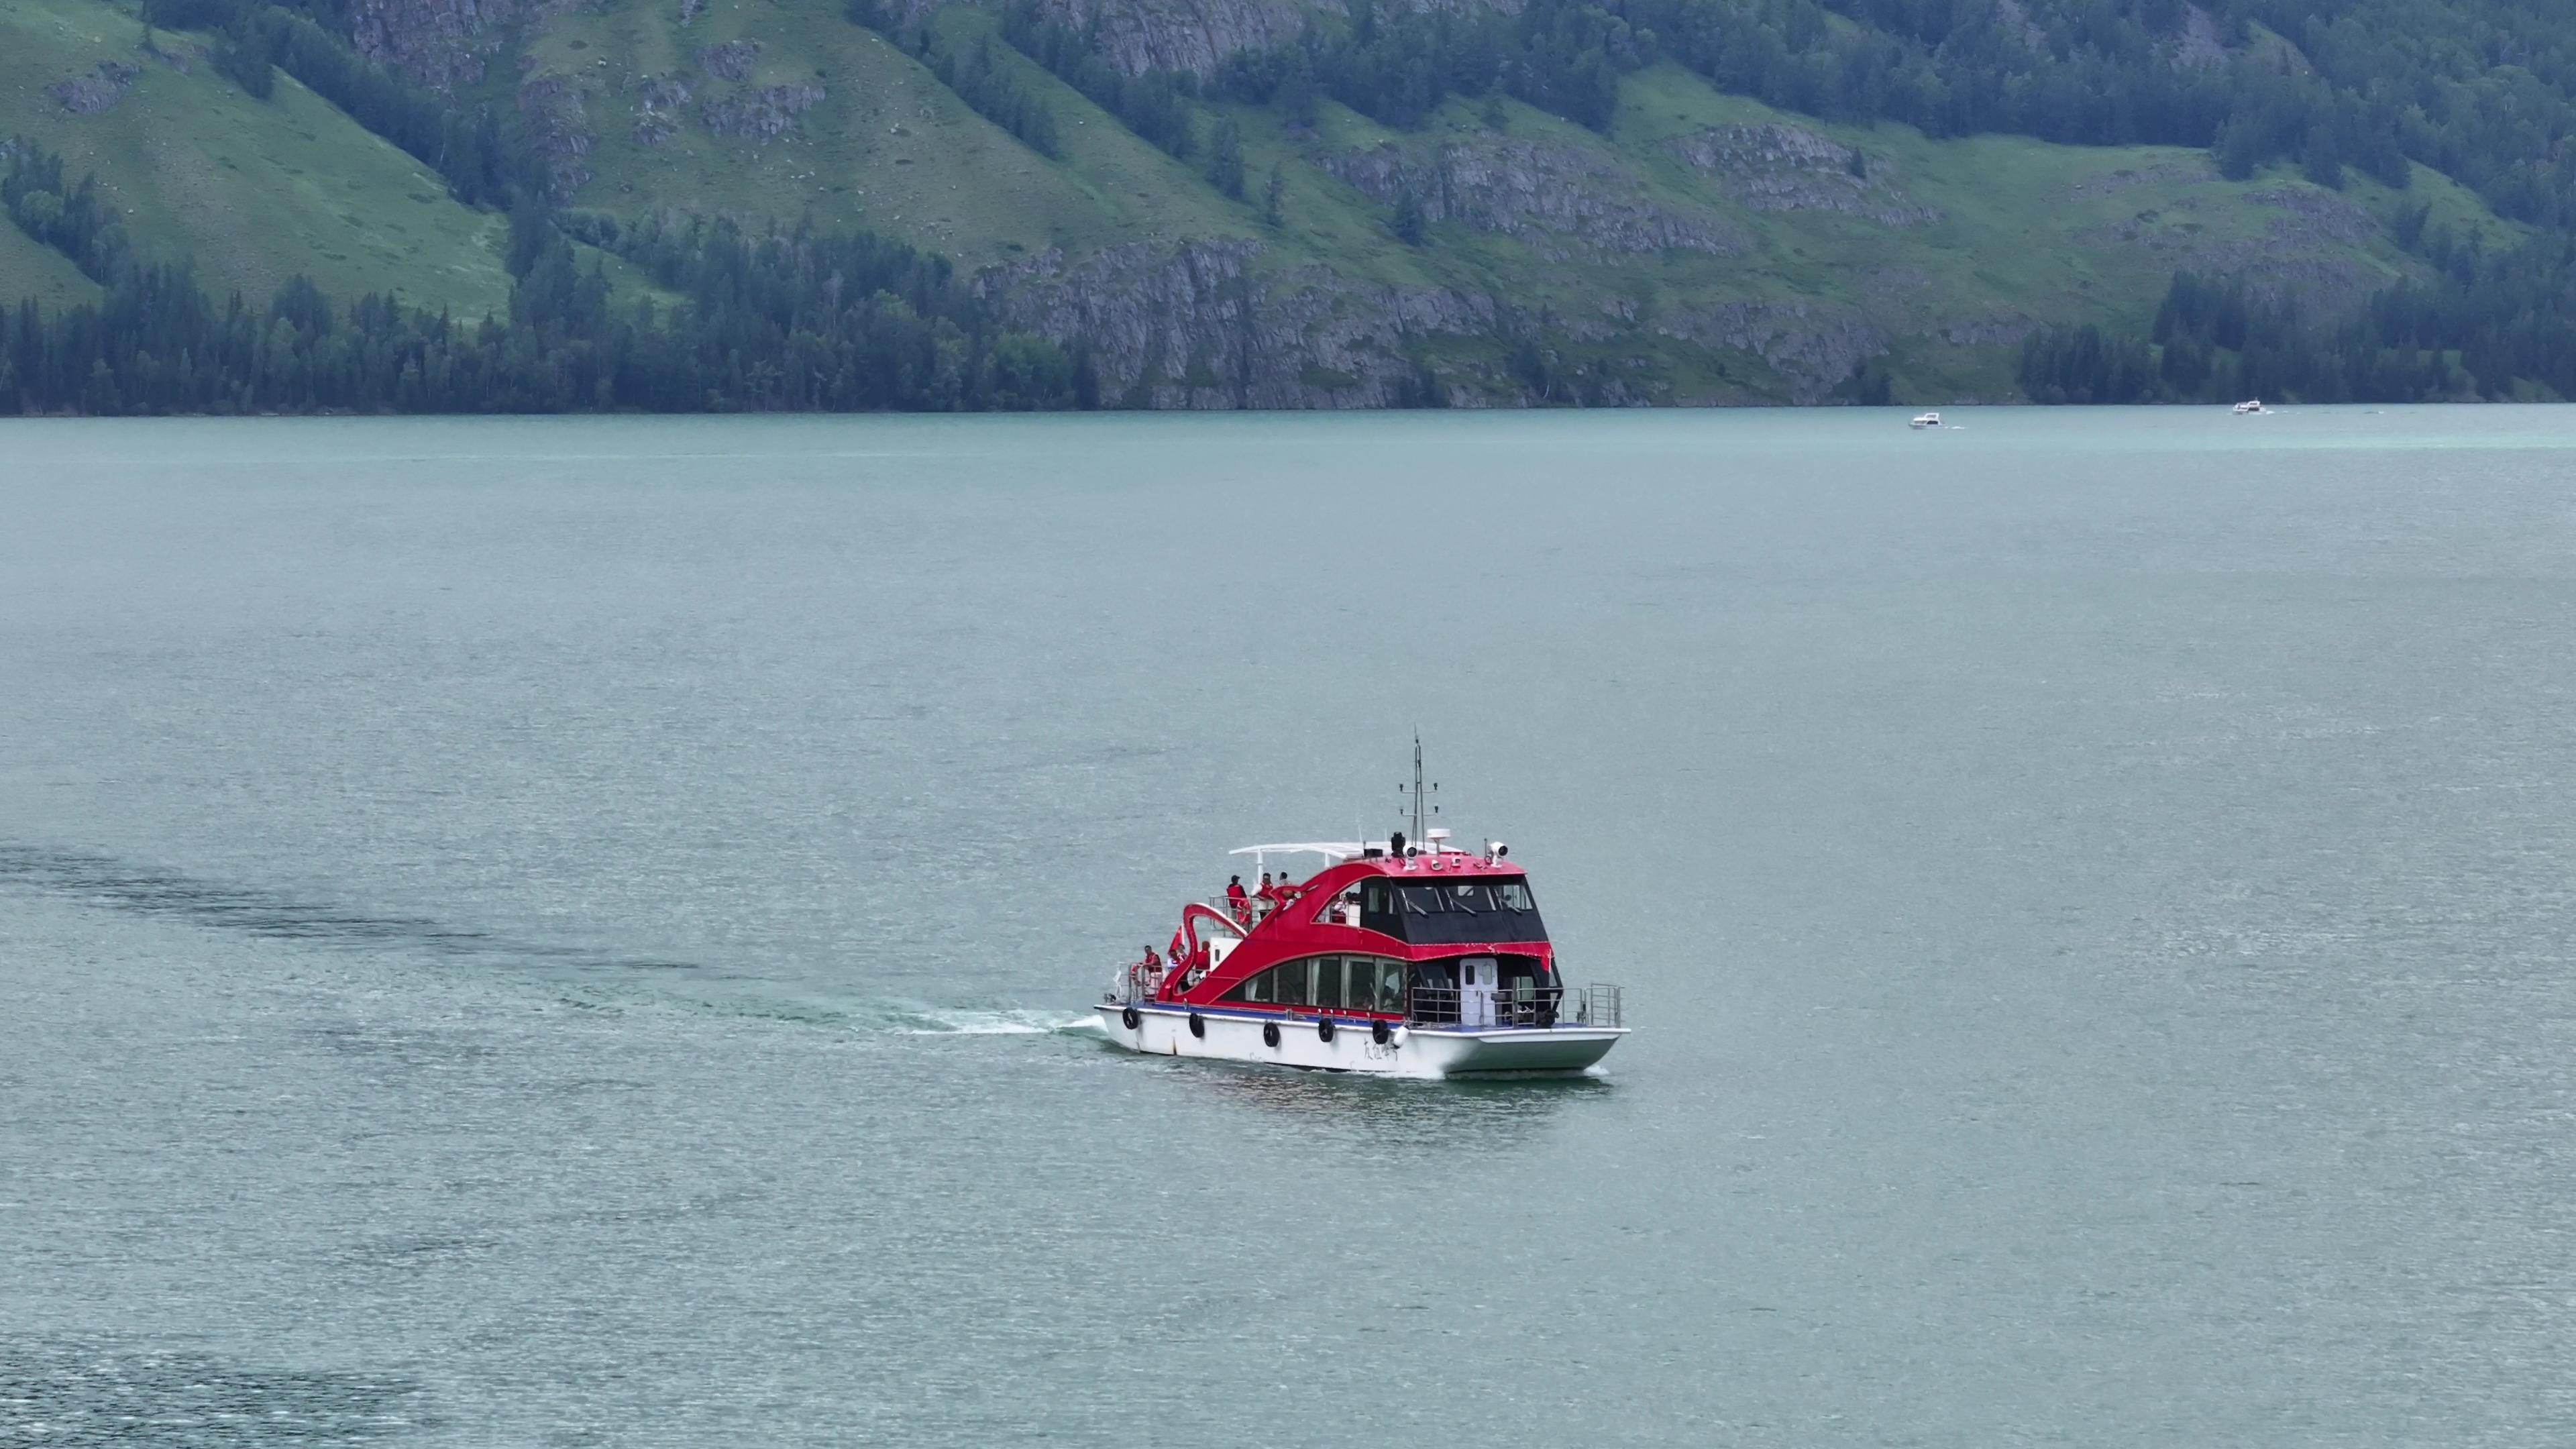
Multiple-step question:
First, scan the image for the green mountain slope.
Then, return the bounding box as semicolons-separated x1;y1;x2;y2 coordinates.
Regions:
0;0;2561;409
1;0;508;316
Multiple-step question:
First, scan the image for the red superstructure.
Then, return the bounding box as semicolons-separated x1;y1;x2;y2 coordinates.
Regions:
1095;745;1625;1077
1134;833;1564;1028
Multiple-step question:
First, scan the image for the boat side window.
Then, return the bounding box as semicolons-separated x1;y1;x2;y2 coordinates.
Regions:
1311;956;1343;1010
1364;958;1403;1012
1339;957;1372;1013
1273;958;1308;1007
1493;881;1534;912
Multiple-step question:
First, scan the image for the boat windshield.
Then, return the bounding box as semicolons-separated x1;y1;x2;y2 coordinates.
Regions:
1358;876;1547;944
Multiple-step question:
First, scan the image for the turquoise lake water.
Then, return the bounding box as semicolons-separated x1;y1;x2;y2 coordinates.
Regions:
3;406;2572;1444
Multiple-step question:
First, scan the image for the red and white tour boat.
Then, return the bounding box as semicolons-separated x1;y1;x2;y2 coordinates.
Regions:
1096;760;1627;1078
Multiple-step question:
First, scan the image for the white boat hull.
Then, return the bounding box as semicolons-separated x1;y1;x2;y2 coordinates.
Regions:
1093;1003;1626;1079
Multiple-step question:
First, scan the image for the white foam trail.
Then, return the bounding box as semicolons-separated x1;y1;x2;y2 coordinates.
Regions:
891;1006;1100;1036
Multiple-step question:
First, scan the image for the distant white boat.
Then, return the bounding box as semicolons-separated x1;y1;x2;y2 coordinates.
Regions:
2232;400;2267;415
1909;411;1944;429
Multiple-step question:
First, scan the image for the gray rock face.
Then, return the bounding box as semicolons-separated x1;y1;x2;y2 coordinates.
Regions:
349;0;524;88
48;62;142;116
1653;299;1885;403
1662;124;1941;226
517;72;595;197
2176;3;2228;67
988;0;1527;78
2077;183;2385;309
630;74;692;149
983;0;1314;78
980;239;1496;407
1324;138;1748;260
2065;160;2211;199
696;40;761;80
700;83;826;142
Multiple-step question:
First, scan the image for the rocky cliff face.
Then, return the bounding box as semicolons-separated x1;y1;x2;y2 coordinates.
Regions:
997;0;1526;77
2074;177;2390;307
701;83;828;141
981;239;1496;407
979;234;1894;406
1661;124;1941;227
1651;299;1884;403
348;0;525;87
1068;0;1313;78
48;61;140;115
1324;137;1748;260
517;70;596;197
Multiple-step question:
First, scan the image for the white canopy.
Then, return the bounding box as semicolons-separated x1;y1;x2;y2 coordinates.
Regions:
1230;841;1366;863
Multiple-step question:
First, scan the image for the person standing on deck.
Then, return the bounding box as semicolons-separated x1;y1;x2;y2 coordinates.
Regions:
1226;875;1250;924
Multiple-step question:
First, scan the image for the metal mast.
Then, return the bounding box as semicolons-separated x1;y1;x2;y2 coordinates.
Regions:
1411;735;1425;844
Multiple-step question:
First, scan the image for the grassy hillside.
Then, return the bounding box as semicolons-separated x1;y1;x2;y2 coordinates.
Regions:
0;0;2544;407
1;0;509;316
504;0;2492;401
0;210;97;309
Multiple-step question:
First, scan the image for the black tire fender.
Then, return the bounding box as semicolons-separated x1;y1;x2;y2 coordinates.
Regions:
1371;1019;1392;1046
1261;1021;1281;1049
1187;1012;1205;1039
1120;1006;1141;1031
1317;1018;1336;1043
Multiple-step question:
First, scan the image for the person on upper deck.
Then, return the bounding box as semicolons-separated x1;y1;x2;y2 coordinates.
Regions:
1226;875;1249;924
1254;873;1276;917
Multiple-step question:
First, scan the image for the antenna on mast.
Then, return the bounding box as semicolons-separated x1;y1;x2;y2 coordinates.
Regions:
1398;734;1439;849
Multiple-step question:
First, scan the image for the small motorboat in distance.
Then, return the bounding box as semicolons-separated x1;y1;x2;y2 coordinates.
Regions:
2232;399;2267;415
1910;411;1944;429
1096;752;1627;1079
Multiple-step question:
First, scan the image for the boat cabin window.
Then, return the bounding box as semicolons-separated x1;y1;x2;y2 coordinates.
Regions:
1358;876;1546;944
1220;955;1406;1012
1407;954;1558;1025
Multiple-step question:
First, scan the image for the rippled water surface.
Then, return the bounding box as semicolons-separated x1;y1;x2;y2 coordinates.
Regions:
4;407;2573;1446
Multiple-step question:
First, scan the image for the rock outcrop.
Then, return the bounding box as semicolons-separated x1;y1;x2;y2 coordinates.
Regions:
348;0;524;88
2175;3;2228;67
981;239;1496;407
629;74;692;149
1662;124;1941;226
983;0;1314;78
700;83;826;142
1324;138;1748;260
2065;160;2211;200
48;62;141;116
1653;299;1886;403
695;40;761;80
517;71;594;197
2077;183;2385;309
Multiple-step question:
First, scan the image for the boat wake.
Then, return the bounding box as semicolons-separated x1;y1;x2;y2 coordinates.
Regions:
884;1006;1103;1037
0;841;1122;1044
0;841;708;975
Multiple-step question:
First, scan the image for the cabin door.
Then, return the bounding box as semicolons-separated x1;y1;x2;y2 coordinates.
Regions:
1458;957;1499;1027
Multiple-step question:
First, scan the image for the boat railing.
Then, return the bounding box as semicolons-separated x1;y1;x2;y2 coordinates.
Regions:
1199;894;1349;928
1405;983;1622;1030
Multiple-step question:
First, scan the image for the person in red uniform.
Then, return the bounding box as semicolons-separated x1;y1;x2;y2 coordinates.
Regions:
1169;924;1187;967
1255;872;1277;918
1226;875;1250;924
